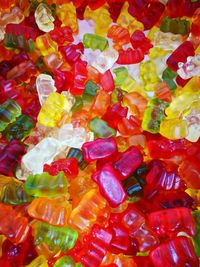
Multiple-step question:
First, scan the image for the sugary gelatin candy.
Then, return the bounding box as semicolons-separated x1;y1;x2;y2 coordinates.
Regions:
113;67;128;87
117;2;144;34
24;171;68;197
33;221;78;252
91;48;118;74
139;61;160;91
88;117;116;138
58;123;93;149
151;30;183;51
22;137;62;174
166;41;195;71
82;137;117;162
113;146;143;179
160;118;188;140
36;34;58;57
36;74;57;105
74;224;112;267
146;160;185;190
0;139;25;176
117;47;144;65
0;203;30;244
0;99;21;131
35;3;55;32
6;60;37;83
44;158;78;178
56;3;78;33
148;207;195;237
37;92;71;127
92;164;126;207
160;16;190;36
121;205;158;251
84;5;112;36
68;189;107;232
83;33;109;51
54;256;83;267
1;235;37;267
1;179;33;205
3;114;34;141
0;0;16;10
107;25;130;49
50;26;73;45
25;255;48;267
179;158;200;189
0;1;200;266
28;197;72;226
177;54;200;80
102;102;128;130
142;98;169;134
150;236;199;267
90;90;111;116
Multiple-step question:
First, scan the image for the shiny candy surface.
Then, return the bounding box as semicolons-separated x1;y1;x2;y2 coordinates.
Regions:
33;221;78;252
24;171;68;197
0;1;199;266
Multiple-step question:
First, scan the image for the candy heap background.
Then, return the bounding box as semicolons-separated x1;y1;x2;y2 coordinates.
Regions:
0;0;200;266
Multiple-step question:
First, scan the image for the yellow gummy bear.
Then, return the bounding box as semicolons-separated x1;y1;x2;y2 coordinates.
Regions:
121;75;147;97
183;100;200;143
165;91;199;119
148;26;159;41
149;26;182;51
160;118;188;140
84;5;112;37
117;2;144;34
181;75;200;94
139;61;160;91
25;255;48;267
36;33;57;56
38;92;71;127
149;47;171;60
56;3;78;33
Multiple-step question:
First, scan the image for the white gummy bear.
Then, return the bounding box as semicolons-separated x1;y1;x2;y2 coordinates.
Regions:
92;47;119;74
58;123;93;148
22;137;62;174
35;3;55;32
177;54;200;80
36;74;57;105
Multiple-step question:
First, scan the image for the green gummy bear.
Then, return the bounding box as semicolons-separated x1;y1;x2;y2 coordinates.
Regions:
160;16;190;36
83;33;109;51
0;99;21;131
4;33;35;52
3;114;34;141
113;67;128;87
1;180;34;205
162;68;177;90
142;98;169;134
24;171;68;197
34;222;78;252
88;117;116;138
82;80;99;103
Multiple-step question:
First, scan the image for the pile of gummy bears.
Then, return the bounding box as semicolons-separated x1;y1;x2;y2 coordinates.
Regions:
0;0;200;266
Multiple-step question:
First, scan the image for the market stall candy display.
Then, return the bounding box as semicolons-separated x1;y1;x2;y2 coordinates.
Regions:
0;0;200;266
